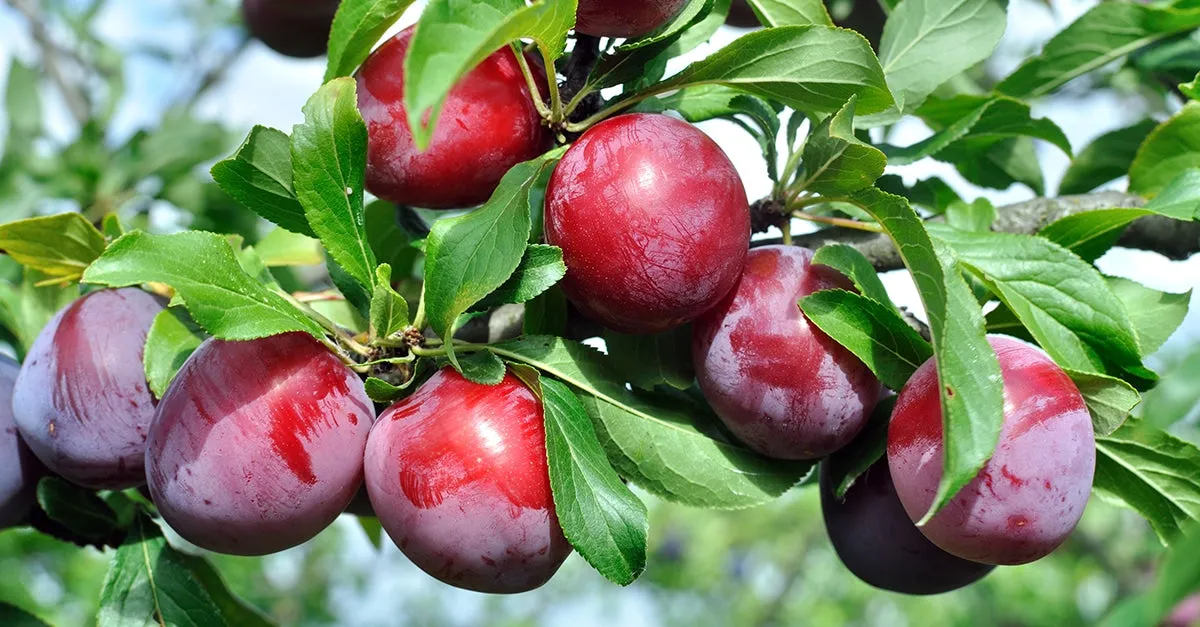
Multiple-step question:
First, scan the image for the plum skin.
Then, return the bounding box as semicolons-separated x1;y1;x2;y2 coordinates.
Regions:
365;367;570;594
574;0;689;38
887;334;1095;566
0;354;41;527
13;288;164;489
820;459;993;595
545;113;750;335
241;0;339;58
147;332;373;556
692;246;881;459
356;26;550;210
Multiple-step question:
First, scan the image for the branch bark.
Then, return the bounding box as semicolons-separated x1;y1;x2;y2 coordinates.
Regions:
763;192;1200;271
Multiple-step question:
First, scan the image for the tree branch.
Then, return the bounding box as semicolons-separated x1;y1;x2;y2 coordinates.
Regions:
763;192;1200;271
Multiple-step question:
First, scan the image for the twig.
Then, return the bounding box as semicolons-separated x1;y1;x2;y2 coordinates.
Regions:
6;0;91;124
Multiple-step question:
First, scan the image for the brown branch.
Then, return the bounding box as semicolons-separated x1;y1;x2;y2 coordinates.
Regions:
6;0;91;124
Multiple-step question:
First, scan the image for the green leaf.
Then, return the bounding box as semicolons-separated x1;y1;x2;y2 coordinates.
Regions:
745;0;832;26
1142;347;1200;429
357;516;385;548
324;0;418;82
4;60;42;149
1182;70;1200;99
0;271;78;359
1059;120;1159;195
799;96;886;195
98;516;264;627
945;198;995;233
810;244;894;307
1107;276;1190;357
800;289;932;391
308;295;368;334
144;307;206;399
458;349;506;385
470;244;565;312
370;264;410;342
653;25;894;116
0;213;107;281
0;603;50;627
36;477;119;539
292;78;376;296
848;187;1003;522
876;174;962;213
101;214;126;240
254;228;323;267
424;152;562;369
997;2;1200;100
824;396;895;499
1065;368;1140;436
931;226;1154;388
591;0;717;89
210;125;315;238
492;336;811;508
1130;102;1200;198
83;231;326;341
365;377;407;403
404;0;574;149
604;325;694;392
959;137;1045;194
523;285;568;336
876;0;1006;115
1093;418;1200;544
884;95;1072;166
328;256;374;320
1144;168;1200;219
541;377;649;585
1038;208;1161;263
364;201;418;275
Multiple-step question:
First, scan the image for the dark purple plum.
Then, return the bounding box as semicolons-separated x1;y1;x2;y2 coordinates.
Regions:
575;0;689;38
13;288;164;489
0;354;41;527
888;335;1095;565
820;459;994;594
147;332;373;556
241;0;339;58
365;367;571;594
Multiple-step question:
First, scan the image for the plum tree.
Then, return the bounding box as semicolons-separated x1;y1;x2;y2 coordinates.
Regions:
574;0;689;38
364;367;570;594
147;332;373;556
820;458;994;595
0;355;41;528
888;335;1095;565
13;288;164;489
692;246;881;459
241;0;339;58
545;113;750;334
356;27;550;209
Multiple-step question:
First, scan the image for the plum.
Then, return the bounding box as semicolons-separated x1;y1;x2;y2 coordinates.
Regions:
888;334;1095;566
364;367;570;594
726;0;761;27
820;459;994;594
574;0;689;38
241;0;339;58
13;288;164;489
356;26;550;209
545;113;750;334
692;246;881;459
147;332;373;556
0;354;41;527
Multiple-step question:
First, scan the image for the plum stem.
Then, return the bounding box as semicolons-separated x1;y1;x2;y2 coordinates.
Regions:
541;46;565;124
511;43;553;120
791;211;884;234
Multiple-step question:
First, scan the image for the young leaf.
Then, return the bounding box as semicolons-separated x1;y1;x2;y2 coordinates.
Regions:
1093;418;1200;544
36;477;120;540
811;244;894;307
654;25;893;116
1130;102;1200;198
144;307;206;398
745;0;832;27
997;2;1200;100
848;187;1003;522
424;152;562;370
254;228;323;267
491;336;812;508
370;264;410;342
210;125;315;238
1065;369;1140;436
799;96;886;196
470;244;566;311
604;325;694;392
1059;120;1159;195
82;231;326;341
404;0;574;148
945;198;995;233
1183;70;1200;99
0;272;78;359
324;0;418;82
458;349;507;385
0;213;106;281
875;0;1006;115
800;289;932;391
541;377;649;586
292;78;376;296
824;396;895;499
1107;276;1190;357
930;226;1155;388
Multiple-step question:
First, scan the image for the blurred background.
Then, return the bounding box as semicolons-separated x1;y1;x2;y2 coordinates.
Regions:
0;0;1198;625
